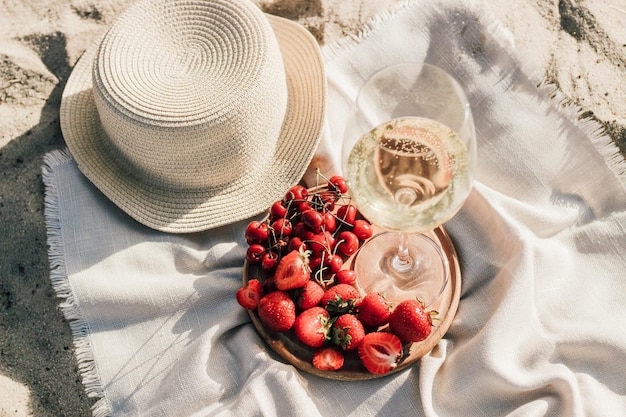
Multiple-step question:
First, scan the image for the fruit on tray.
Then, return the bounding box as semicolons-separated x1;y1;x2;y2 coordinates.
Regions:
331;313;365;351
274;246;312;291
294;306;330;348
236;279;263;310
389;299;436;343
257;290;296;333
358;332;403;375
237;173;437;375
358;292;391;328
312;346;344;371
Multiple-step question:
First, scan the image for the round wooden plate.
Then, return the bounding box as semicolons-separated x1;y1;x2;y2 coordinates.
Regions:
243;225;461;381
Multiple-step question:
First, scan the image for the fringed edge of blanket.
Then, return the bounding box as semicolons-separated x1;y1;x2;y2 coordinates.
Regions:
480;3;626;188
42;148;113;417
322;0;626;191
322;0;413;60
537;81;626;188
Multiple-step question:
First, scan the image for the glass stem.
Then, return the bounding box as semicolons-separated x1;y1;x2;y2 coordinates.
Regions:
391;187;418;273
392;232;413;272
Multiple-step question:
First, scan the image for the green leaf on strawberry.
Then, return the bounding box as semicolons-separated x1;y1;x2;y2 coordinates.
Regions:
321;283;360;316
331;313;365;351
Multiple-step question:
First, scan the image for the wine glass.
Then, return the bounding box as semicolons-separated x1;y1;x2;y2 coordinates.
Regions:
341;63;476;307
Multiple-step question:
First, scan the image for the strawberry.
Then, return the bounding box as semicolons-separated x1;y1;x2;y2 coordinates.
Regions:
257;290;296;333
357;292;391;328
331;314;365;351
358;332;403;375
236;279;263;310
388;299;435;342
295;280;325;310
321;284;360;315
293;306;331;348
274;246;311;291
312;346;344;371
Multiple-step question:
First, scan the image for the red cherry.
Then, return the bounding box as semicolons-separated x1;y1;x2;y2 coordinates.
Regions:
307;233;330;256
352;219;373;240
336;231;359;256
261;251;279;273
325;254;343;274
318;191;336;211
285;185;308;201
292;222;309;238
297;201;313;213
270;201;288;219
335;269;357;285
288;237;306;252
336;204;357;226
272;218;293;237
328;175;348;194
301;229;316;242
324;230;337;251
302;210;324;233
309;231;336;256
309;254;323;272
323;211;337;233
245;220;269;245
246;244;266;264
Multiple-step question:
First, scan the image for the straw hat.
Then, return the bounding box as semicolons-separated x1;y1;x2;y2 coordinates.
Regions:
60;0;326;233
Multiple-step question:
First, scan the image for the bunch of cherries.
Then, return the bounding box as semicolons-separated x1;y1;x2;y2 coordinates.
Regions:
244;174;373;288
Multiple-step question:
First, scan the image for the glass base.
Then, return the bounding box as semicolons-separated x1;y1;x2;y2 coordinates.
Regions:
352;232;449;307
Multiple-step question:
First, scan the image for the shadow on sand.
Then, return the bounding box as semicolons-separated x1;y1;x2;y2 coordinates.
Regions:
0;31;96;417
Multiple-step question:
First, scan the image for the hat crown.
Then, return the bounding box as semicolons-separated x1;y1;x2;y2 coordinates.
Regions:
92;0;288;190
60;0;325;232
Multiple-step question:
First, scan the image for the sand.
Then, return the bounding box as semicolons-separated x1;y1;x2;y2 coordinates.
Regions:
0;0;624;415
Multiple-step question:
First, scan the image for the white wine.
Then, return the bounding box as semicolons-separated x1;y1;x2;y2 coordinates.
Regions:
346;117;471;232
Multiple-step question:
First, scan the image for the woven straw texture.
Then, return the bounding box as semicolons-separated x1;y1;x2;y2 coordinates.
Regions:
61;0;325;233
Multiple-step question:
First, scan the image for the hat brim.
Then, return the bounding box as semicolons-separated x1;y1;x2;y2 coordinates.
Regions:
60;14;326;233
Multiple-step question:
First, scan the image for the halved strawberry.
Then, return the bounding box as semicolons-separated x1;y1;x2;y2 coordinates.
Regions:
274;246;311;291
312;346;344;371
236;279;263;310
294;306;331;348
358;332;403;375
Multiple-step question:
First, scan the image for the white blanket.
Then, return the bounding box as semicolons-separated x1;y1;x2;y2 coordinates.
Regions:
44;0;626;415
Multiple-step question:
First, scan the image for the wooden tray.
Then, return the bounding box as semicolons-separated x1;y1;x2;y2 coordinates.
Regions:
243;226;461;381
